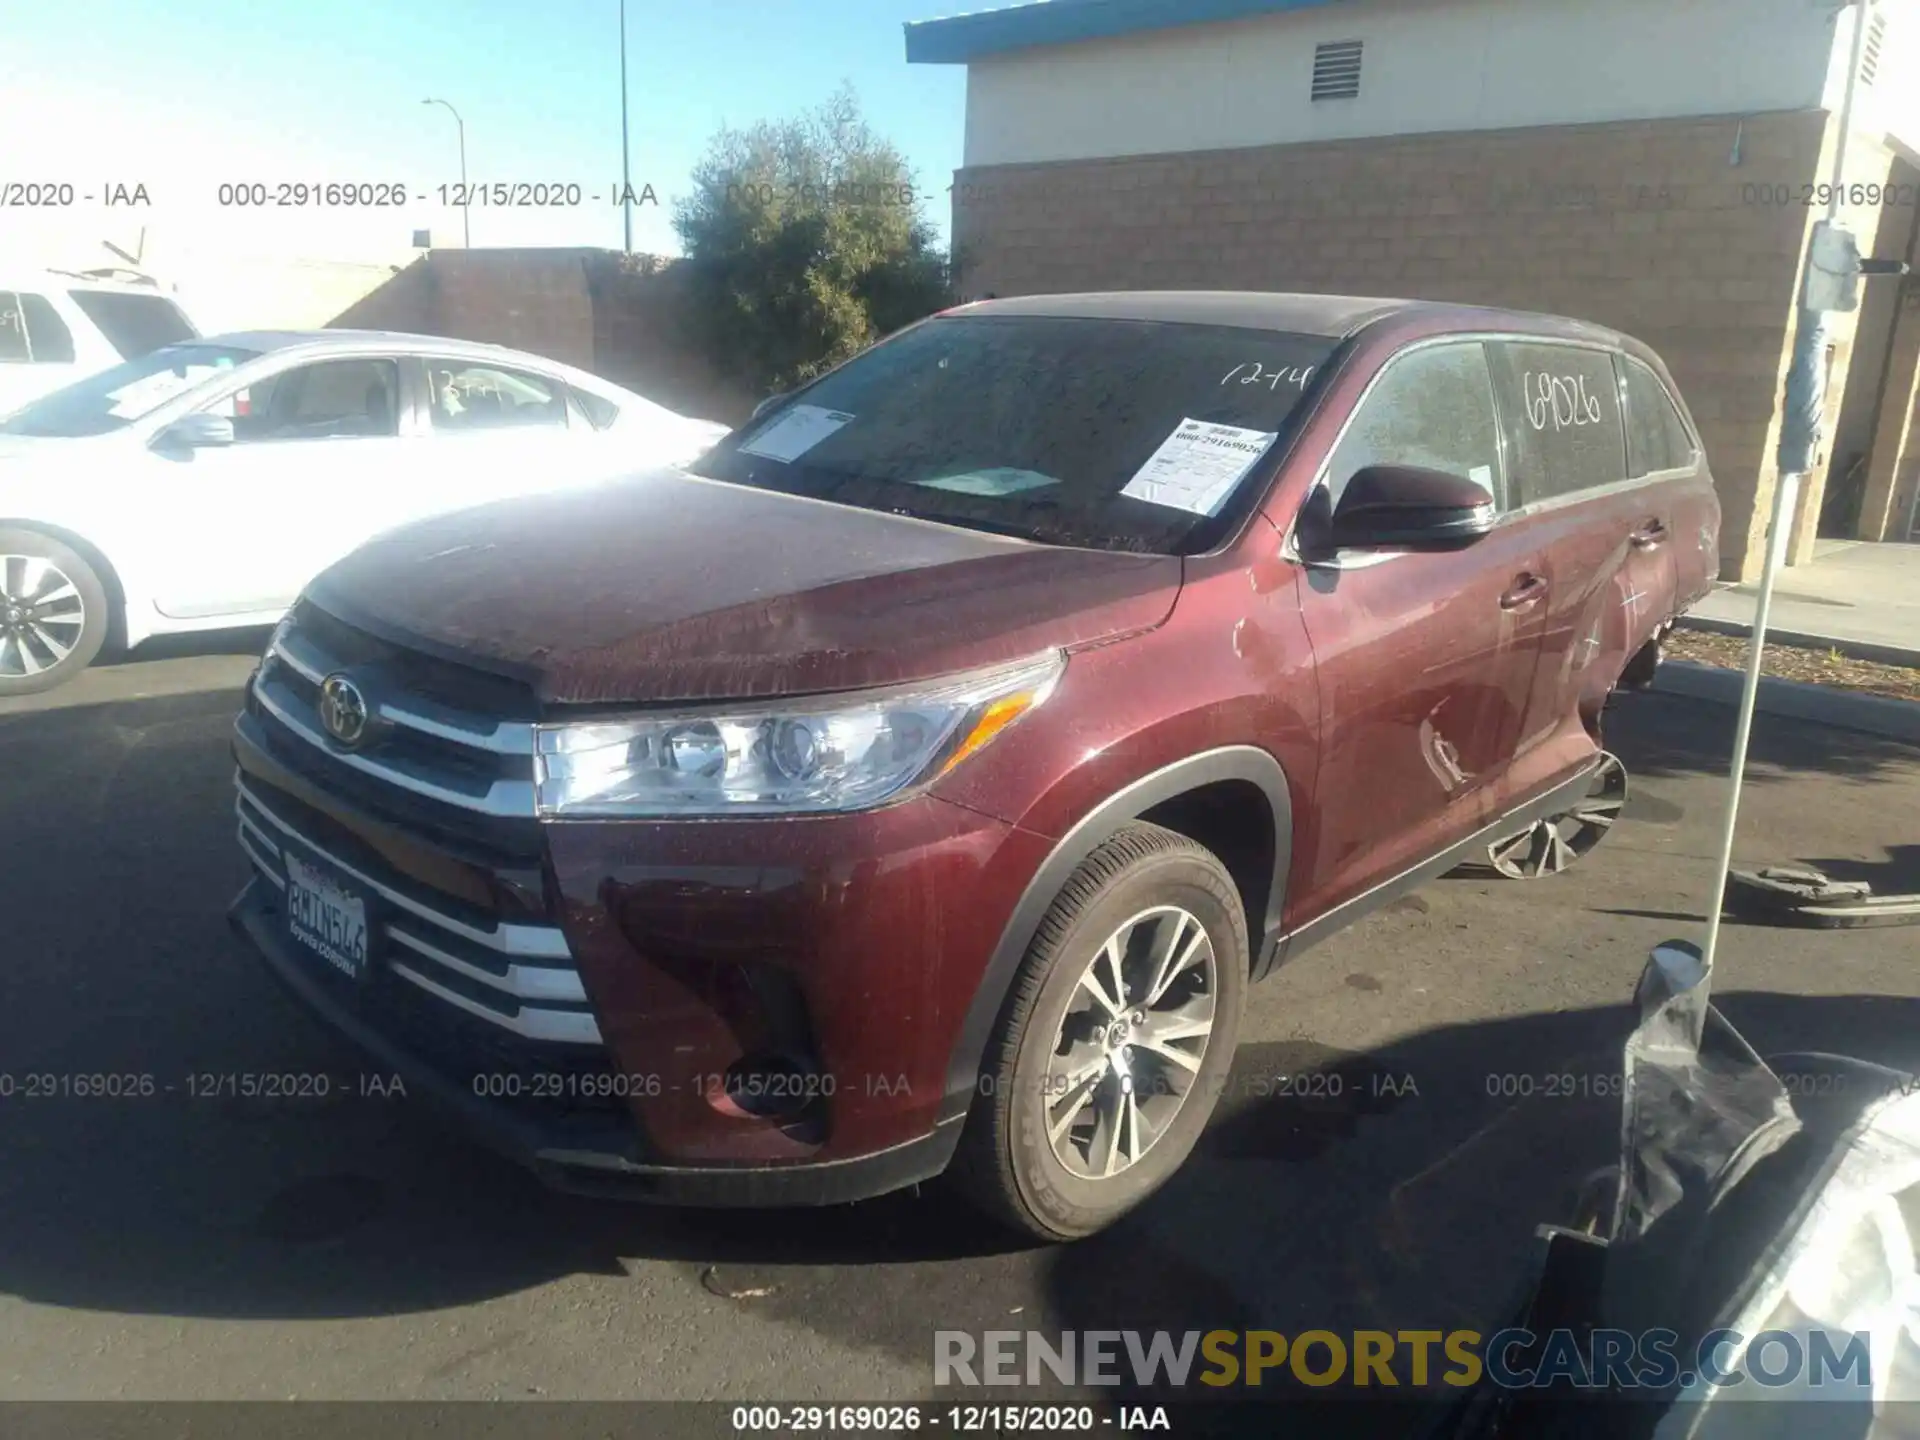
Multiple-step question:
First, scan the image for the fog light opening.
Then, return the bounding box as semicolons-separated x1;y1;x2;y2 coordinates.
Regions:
710;1051;821;1122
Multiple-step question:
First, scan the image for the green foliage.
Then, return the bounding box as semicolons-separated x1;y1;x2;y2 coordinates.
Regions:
672;84;955;397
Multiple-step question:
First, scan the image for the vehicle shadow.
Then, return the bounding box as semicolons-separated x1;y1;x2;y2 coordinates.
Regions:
104;625;278;666
1800;844;1920;896
1611;688;1920;784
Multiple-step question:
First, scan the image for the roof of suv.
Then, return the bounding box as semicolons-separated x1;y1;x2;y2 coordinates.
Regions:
953;290;1630;347
0;268;179;295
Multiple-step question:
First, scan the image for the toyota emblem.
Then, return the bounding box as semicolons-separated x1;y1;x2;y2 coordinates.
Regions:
317;673;370;748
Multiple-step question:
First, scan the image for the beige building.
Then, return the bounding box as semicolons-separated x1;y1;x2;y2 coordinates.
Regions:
907;0;1920;580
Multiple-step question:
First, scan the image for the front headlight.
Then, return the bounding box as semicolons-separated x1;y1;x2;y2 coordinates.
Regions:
533;650;1066;817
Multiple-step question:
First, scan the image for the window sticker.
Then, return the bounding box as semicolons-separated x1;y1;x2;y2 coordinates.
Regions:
1468;464;1494;494
913;468;1059;498
105;367;222;419
1119;419;1279;517
738;403;856;463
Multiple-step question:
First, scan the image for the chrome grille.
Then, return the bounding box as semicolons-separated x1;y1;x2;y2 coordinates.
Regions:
236;771;599;1046
254;617;537;819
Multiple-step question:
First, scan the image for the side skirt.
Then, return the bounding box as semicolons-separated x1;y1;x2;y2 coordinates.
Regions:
1258;757;1606;975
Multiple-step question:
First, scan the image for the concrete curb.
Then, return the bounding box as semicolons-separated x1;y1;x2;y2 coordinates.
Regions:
1674;614;1920;670
1651;660;1920;745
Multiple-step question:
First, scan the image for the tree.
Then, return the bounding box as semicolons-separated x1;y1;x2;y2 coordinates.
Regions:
673;85;955;397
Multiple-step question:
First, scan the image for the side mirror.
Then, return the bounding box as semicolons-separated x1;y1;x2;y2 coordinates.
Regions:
750;391;788;422
1325;464;1495;551
153;412;235;450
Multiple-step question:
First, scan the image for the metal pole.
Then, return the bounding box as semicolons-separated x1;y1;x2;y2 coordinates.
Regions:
1700;0;1873;971
457;114;470;248
423;98;470;247
620;0;633;255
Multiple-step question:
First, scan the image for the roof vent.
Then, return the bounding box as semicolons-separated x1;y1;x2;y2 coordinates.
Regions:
1861;11;1886;86
1312;39;1364;101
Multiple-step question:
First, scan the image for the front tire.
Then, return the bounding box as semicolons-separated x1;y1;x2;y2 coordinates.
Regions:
0;528;111;697
952;822;1249;1241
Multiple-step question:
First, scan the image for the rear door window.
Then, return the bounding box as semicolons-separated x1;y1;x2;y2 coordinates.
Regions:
1489;342;1628;505
0;294;25;362
65;290;197;359
1618;354;1697;478
21;295;76;362
427;363;569;430
1324;340;1506;508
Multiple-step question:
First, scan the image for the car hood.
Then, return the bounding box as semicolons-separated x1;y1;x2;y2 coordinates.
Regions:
0;434;64;462
306;470;1183;706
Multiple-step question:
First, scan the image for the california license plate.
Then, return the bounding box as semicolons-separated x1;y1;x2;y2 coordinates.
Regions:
285;852;370;981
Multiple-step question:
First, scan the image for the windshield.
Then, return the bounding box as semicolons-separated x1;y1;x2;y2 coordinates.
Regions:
688;314;1338;553
0;343;260;438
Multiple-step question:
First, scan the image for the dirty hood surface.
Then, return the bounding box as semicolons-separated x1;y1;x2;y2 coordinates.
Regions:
306;470;1183;706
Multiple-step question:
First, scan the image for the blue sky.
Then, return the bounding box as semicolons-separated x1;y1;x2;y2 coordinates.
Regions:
0;0;975;263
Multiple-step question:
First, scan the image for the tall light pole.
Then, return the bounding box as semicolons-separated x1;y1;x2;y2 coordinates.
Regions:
619;0;633;254
1699;0;1878;972
421;97;470;247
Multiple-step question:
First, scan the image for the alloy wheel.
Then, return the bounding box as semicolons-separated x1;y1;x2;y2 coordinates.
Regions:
1487;752;1629;880
1044;904;1218;1180
0;553;87;680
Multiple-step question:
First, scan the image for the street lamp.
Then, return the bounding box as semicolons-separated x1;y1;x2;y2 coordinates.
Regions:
421;97;469;247
618;0;633;255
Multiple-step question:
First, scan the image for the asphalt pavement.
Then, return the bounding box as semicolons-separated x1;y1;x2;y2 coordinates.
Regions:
2;641;1919;1420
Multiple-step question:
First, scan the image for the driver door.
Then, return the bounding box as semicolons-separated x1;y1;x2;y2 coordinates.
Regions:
147;355;411;619
1289;339;1553;922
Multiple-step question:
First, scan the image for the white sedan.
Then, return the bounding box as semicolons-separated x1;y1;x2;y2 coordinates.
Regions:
0;330;731;694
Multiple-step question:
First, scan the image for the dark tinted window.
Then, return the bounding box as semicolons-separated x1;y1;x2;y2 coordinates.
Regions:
570;384;619;429
222;358;400;442
1619;355;1696;477
1490;343;1627;504
0;294;25;362
18;294;77;362
65;290;197;359
427;362;568;430
0;342;259;437
690;314;1337;554
1326;341;1504;508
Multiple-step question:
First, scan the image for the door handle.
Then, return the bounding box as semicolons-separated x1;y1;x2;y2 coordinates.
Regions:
1630;519;1670;550
1500;573;1550;610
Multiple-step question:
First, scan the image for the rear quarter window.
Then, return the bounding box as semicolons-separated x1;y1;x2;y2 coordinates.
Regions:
1619;354;1698;477
569;384;620;430
1490;342;1628;505
65;290;197;360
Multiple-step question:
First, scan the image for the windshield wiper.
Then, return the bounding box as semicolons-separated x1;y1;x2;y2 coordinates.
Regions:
883;508;1043;543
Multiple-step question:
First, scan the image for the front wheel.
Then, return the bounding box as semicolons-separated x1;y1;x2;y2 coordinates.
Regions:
0;528;111;697
951;822;1249;1241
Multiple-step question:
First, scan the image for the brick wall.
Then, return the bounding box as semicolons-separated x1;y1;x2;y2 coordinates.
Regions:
1862;282;1920;543
950;109;1843;581
329;249;755;426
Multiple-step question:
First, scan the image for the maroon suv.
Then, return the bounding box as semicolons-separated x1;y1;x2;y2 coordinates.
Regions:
228;292;1718;1239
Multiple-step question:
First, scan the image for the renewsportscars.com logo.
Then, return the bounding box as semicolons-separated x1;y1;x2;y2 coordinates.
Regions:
933;1328;1875;1393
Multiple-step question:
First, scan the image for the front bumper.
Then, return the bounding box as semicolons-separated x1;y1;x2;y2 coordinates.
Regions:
230;696;1049;1204
231;876;963;1204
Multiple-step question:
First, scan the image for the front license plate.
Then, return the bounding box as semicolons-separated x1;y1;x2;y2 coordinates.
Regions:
284;853;371;982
